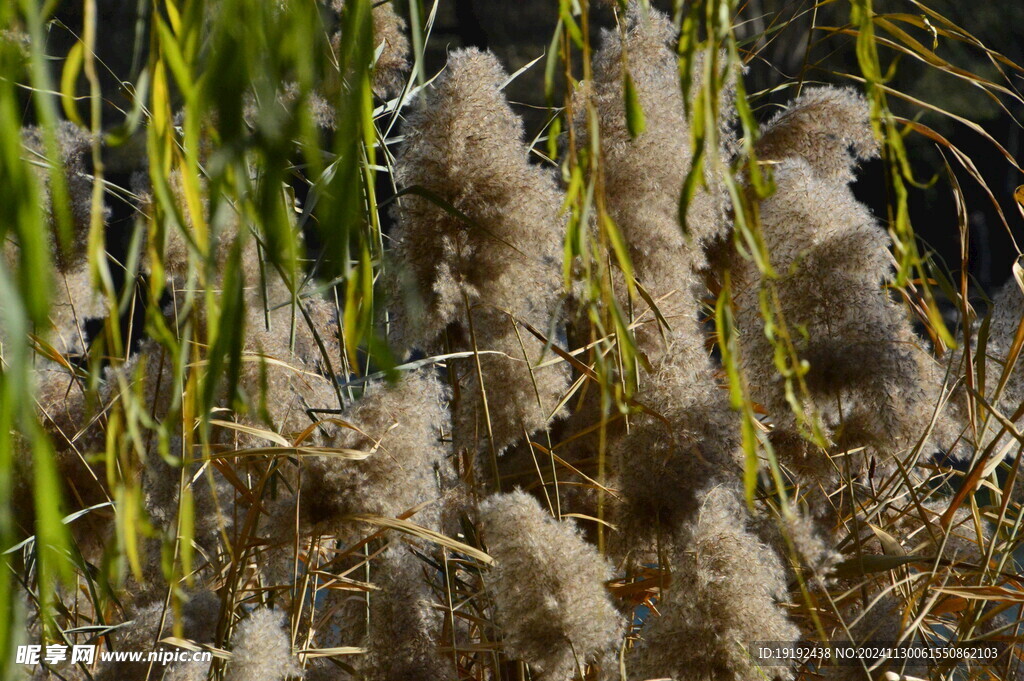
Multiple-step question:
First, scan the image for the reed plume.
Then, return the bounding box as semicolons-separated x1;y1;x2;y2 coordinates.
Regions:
389;47;569;456
479;490;623;677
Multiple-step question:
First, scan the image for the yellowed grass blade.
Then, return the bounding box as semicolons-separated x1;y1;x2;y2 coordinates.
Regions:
346;514;494;565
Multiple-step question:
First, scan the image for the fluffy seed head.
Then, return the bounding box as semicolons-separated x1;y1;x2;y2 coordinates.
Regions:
21;121;105;272
237;277;342;441
301;371;452;531
48;264;104;357
583;8;739;367
389;47;564;347
974;280;1024;459
389;47;569;452
587;8;731;274
370;1;410;98
96;592;220;681
330;1;410;99
479;490;623;677
611;340;742;553
137;169;262;292
448;307;570;456
756;86;879;184
363;547;456;681
226;608;298;681
165;661;211;681
630;485;800;681
735;157;946;454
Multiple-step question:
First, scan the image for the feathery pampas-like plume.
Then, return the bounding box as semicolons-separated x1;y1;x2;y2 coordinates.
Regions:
2;125;105;357
95;592;220;681
389;47;569;456
138;165;343;441
362;546;457;681
48;264;104;356
225;608;299;681
826;592;929;681
777;507;841;578
237;276;342;440
164;660;212;681
97;341;238;594
21;121;106;272
630;485;800;681
12;6;1024;680
755;87;876;185
275;0;410;132
574;7;742;550
479;490;623;677
300;371;452;531
972;280;1024;461
367;0;411;99
8;124;110;540
588;6;734;270
582;7;736;361
137;169;263;292
96;173;343;587
610;348;743;552
751;501;840;583
330;0;410;100
735;87;956;463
